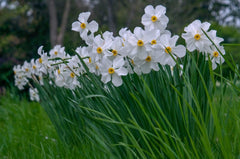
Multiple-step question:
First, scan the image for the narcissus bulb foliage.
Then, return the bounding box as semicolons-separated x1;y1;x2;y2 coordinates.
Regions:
13;4;226;102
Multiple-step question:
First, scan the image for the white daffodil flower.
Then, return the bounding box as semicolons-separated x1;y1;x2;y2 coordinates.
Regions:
29;88;40;102
30;58;41;76
92;35;112;62
182;20;212;52
139;51;160;74
141;5;169;31
100;57;128;87
14;76;28;90
159;33;186;66
72;12;98;39
49;45;66;59
22;61;32;78
54;66;80;89
208;45;225;70
128;27;158;60
207;30;224;46
108;37;125;59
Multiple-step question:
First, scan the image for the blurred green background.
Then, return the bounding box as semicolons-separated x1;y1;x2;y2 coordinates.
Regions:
0;0;239;91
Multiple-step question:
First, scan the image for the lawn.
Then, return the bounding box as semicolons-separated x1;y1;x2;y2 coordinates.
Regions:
0;92;104;159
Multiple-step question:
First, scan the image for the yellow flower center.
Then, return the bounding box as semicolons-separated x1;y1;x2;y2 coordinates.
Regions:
25;68;29;72
108;67;115;74
213;51;219;57
145;56;152;62
112;50;118;56
58;69;60;74
165;46;172;54
151;40;157;45
151;15;158;22
80;23;86;29
137;40;144;46
97;47;103;54
70;72;75;78
54;51;58;55
95;65;99;70
131;59;134;65
39;58;42;64
14;71;16;75
33;65;36;69
194;34;201;40
89;57;92;63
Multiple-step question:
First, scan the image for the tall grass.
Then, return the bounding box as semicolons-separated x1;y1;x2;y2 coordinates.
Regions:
0;92;108;159
35;51;240;158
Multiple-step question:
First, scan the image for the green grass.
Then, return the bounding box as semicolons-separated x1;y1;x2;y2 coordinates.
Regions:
0;92;107;159
0;84;239;158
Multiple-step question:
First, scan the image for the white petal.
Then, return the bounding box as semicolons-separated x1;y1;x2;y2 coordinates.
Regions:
88;20;99;33
37;46;43;55
155;5;166;17
137;47;147;60
173;45;186;58
159;15;169;25
144;5;155;15
144;30;160;42
78;12;91;23
141;63;151;74
113;57;124;68
151;63;160;71
169;35;179;46
128;36;138;46
115;67;128;76
101;74;111;84
133;27;143;39
212;61;217;70
112;74;122;87
201;22;211;31
72;21;81;32
141;14;152;26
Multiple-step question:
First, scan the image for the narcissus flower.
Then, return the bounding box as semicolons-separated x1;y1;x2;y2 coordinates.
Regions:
92;35;112;62
49;45;66;59
159;33;186;66
128;27;159;60
72;12;98;38
141;5;169;31
208;45;225;70
29;88;40;102
100;57;128;86
182;20;211;52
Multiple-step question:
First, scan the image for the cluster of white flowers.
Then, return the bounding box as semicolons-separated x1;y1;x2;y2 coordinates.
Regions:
182;20;225;69
13;4;226;102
